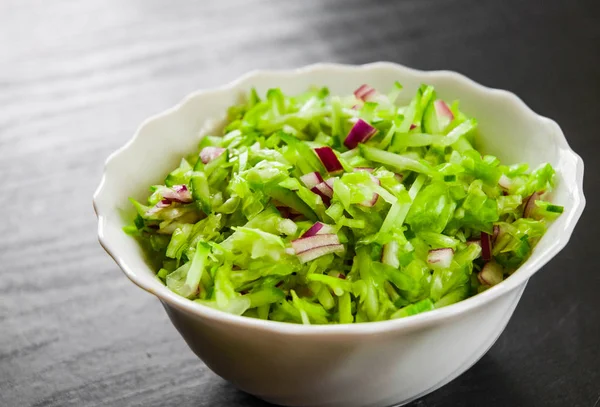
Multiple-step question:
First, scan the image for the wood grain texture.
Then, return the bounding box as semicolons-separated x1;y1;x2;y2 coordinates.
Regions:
1;0;599;406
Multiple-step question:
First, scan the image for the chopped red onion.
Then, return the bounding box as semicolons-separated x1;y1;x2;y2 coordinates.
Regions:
325;177;337;189
427;248;454;269
523;191;542;218
354;84;376;101
161;184;192;203
434;100;454;121
344;119;378;149
314;147;343;173
292;234;340;254
145;199;171;216
302;222;324;237
359;175;380;207
314;181;334;198
492;225;500;244
310;186;331;206
302;222;336;237
297;244;345;263
409;124;417;130
431;100;454;132
200;146;225;164
478;262;504;286
309;180;334;205
481;232;492;261
300;172;324;189
498;174;513;190
362;188;378;206
360;194;378;207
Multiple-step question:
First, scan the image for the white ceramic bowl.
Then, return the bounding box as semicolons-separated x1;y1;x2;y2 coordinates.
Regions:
93;63;585;407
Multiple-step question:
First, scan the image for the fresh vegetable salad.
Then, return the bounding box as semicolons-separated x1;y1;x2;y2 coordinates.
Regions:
125;82;563;324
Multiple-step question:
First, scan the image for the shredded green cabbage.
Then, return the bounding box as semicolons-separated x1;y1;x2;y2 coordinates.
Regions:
125;82;563;324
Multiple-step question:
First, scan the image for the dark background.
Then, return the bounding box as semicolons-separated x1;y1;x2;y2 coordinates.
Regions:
1;0;598;406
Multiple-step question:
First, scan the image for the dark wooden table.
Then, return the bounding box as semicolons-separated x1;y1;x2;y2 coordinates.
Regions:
1;0;598;406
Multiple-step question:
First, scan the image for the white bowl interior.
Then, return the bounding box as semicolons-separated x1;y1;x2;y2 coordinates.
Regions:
94;63;584;322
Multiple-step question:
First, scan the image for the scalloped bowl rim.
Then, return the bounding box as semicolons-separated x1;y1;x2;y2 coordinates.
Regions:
93;62;585;336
